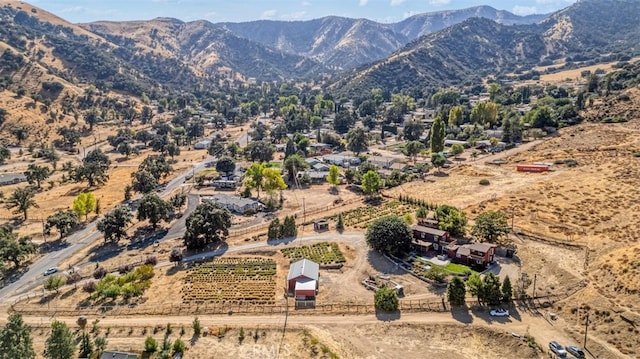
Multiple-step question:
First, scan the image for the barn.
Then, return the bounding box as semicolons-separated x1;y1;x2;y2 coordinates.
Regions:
287;259;319;299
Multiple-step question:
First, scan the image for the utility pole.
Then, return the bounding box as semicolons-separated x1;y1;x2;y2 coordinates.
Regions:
584;311;589;348
302;197;306;224
511;207;515;231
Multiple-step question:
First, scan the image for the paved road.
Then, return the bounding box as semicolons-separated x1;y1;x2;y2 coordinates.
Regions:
0;155;214;302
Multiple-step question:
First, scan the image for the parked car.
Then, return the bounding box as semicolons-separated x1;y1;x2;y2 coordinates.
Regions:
490;308;509;317
549;341;567;358
43;267;58;276
566;345;585;358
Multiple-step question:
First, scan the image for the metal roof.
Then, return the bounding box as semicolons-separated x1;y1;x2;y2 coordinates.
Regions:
294;278;317;292
287;259;319;280
412;225;448;237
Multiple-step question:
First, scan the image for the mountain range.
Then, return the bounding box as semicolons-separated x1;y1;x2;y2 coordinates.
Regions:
0;0;639;97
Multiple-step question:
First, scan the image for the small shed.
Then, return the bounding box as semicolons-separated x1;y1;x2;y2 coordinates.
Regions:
313;219;329;232
287;259;319;299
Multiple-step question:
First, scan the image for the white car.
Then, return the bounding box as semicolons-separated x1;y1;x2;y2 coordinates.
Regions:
490;308;509;317
43;267;58;276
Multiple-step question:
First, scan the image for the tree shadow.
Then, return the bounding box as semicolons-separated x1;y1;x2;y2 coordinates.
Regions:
88;242;125;263
432;171;449;177
39;240;71;254
166;263;185;276
60;287;77;300
127;228;168;250
366;251;404;274
267;235;297;246
375;310;401;321
450;306;474;324
183;241;229;263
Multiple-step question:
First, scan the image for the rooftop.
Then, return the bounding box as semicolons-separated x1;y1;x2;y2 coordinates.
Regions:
412;225;448;237
287;259;319;281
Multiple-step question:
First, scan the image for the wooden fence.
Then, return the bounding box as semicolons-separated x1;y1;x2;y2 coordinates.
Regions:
11;298;450;318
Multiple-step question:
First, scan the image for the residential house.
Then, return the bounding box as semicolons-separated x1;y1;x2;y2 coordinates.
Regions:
444;140;471;148
0;173;27;187
298;171;327;184
194;139;212;150
452;243;497;268
411;225;453;254
202;194;262;214
367;156;396;169
322;154;360;167
287;259;319;299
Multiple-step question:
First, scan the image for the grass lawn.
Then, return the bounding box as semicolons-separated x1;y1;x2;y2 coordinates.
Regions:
416;257;478;275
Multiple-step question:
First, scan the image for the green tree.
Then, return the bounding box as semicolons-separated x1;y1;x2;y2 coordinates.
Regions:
466;273;484;305
216;156;236;177
374;287;399;312
501;275;513;303
243;140;275;162
448;105;464;128
0;145;10;164
139;155;173;181
5;187;38;220
471;211;511;245
366;215;412;256
169;193;187;214
192;317;201;335
244;163;265;198
283;154;308;182
24;164;50;189
137;193;172;229
78;332;93;359
281;216;297;238
470;102;498;127
404;140;424;163
184;202;231;250
262;168;287;196
44;320;75;359
45;209;80;239
144;336;158;353
403;120;424;141
416;207;428;221
0;313;35;359
360;170;382;197
346;127;368;155
327;164;340;189
93;336;107;357
72;149;110;187
96;205;133;243
336;213;344;233
172;338;186;355
482;272;502;306
447;276;467;306
450;144;464;159
116;141;134;158
73;192;97;221
267;218;281;240
430;153;446;174
333;109;355;134
434;205;467;237
0;226;36;268
429;115;445;153
83;110;100;131
44;275;66;294
56;127;81;149
131;170;158;194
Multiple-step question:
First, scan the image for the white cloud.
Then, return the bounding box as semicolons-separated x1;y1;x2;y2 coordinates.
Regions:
301;1;311;6
281;11;308;20
512;5;537;15
359;0;369;7
261;9;277;19
390;0;406;6
428;0;451;5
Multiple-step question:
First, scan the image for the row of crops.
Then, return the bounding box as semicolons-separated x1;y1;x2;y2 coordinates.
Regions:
281;242;346;266
182;258;277;305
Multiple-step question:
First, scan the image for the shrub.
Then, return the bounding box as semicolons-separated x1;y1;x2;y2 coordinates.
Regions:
145;255;158;266
118;264;134;274
136;264;155;280
144;336;158;353
93;267;107;279
374;287;399;312
479;179;490;186
172;338;186;355
192;317;201;335
424;267;447;283
83;281;97;293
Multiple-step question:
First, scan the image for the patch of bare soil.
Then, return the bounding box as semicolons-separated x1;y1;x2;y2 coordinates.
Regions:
321;323;540;359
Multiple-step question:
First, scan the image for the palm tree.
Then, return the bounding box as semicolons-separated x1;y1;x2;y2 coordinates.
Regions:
5;187;39;220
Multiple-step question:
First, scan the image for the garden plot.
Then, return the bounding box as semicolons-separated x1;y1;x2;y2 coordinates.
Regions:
281;242;346;267
182;257;277;305
337;200;419;229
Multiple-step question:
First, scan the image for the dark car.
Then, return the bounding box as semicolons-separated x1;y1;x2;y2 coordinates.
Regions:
549;341;567;358
566;345;585;358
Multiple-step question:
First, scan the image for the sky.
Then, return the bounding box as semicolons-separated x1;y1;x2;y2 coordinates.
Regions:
30;0;577;24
